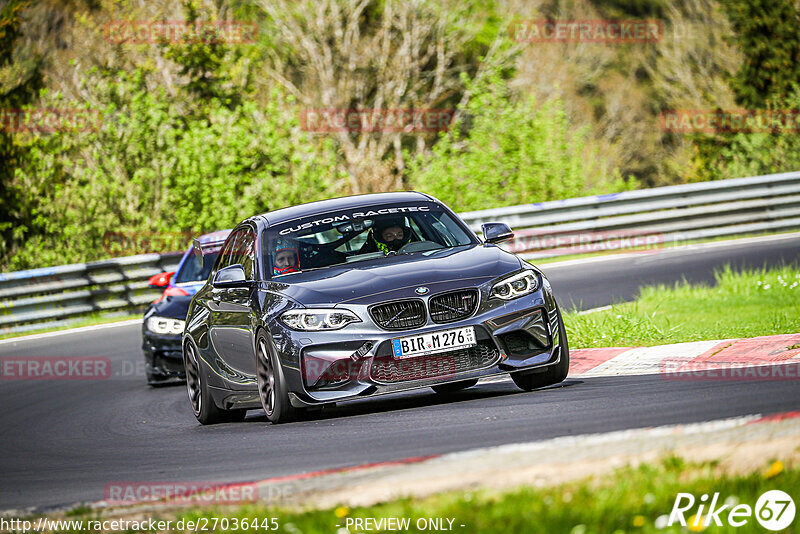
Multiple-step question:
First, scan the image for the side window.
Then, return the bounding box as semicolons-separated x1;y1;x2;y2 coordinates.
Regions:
215;231;242;272
408;218;424;241
236;230;256;280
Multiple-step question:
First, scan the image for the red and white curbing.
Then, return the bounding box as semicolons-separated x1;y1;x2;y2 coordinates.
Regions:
569;333;800;380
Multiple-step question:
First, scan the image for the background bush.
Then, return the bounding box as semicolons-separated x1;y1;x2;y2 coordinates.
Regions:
1;0;799;269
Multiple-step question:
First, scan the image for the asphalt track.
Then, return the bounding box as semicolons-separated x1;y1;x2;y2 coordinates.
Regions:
1;235;799;510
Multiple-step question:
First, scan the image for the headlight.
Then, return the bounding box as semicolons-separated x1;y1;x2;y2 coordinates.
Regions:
280;308;361;331
146;316;185;335
490;271;539;300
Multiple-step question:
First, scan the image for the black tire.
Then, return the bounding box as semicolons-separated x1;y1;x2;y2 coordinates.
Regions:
511;305;570;392
184;340;247;424
431;379;479;394
256;332;298;424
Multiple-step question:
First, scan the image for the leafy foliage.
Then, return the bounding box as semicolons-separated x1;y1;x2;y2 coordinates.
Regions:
7;69;342;270
408;71;635;212
2;0;800;269
0;0;44;265
721;0;800;108
690;86;800;182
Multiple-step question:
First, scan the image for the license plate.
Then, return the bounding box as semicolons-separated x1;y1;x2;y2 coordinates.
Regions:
391;326;476;359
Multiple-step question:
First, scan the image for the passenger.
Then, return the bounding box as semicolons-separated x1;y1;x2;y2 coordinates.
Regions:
273;241;300;275
360;216;412;255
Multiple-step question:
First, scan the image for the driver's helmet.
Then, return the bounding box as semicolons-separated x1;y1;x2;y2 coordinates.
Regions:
370;216;412;254
273;238;300;275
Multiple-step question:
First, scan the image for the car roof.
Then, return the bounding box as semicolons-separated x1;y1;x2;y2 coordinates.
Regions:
253;191;435;227
197;229;232;244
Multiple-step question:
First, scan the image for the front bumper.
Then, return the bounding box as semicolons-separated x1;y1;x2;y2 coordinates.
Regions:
142;331;185;379
274;283;562;407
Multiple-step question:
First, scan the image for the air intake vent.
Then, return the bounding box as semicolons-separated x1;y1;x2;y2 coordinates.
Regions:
429;290;479;323
369;299;427;330
370;342;499;383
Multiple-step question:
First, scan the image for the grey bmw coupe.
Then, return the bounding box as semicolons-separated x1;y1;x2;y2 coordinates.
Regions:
183;192;568;424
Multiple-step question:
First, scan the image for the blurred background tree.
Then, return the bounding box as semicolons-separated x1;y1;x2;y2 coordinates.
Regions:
2;0;799;269
0;0;44;266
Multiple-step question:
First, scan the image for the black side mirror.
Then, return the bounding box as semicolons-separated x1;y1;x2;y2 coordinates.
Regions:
213;264;248;287
482;222;514;244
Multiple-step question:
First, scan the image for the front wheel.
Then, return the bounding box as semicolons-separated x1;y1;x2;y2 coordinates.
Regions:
184;340;246;424
511;306;569;392
256;333;298;424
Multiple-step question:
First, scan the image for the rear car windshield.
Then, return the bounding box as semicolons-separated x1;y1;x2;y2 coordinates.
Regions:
262;202;476;277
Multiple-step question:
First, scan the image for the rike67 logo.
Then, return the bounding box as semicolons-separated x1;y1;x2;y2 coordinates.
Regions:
669;490;795;531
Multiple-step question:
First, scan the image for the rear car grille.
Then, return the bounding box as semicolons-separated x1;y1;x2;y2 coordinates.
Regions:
429;290;479;323
369;299;427;330
370;342;499;383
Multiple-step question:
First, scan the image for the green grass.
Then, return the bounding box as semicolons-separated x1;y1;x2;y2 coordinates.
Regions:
0;312;141;340
565;265;800;348
46;457;798;533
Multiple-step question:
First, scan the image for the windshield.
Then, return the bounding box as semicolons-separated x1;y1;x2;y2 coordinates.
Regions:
262;202;476;277
175;251;219;284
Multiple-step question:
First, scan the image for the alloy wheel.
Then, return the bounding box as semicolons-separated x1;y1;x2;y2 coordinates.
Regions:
184;343;202;416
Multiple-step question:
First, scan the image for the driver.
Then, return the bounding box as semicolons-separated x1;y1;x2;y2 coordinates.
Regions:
360;216;412;255
273;240;300;275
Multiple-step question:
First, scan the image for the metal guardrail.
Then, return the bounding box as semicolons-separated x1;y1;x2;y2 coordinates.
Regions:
0;254;182;334
459;171;800;259
2;172;799;333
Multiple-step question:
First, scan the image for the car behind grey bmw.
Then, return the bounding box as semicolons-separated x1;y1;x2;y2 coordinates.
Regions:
183;192;568;424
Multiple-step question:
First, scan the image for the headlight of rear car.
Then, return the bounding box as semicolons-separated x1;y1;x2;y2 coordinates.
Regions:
490;271;539;300
280;309;361;331
146;316;185;335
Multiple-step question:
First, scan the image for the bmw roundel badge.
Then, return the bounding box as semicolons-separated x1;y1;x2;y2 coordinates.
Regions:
415;286;429;295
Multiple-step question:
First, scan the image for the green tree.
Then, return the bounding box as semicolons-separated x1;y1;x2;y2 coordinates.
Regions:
163;0;244;111
690;0;800;181
721;0;800;108
0;0;44;265
6;67;343;270
691;87;800;182
408;71;633;212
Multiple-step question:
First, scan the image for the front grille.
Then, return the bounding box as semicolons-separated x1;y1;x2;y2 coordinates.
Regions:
429;290;479;323
370;342;499;383
369;299;427;330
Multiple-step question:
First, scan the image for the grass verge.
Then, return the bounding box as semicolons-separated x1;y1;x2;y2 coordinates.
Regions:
47;457;797;533
564;265;800;348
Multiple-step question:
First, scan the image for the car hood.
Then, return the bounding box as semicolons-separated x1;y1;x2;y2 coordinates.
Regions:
273;244;523;306
176;282;205;296
146;294;194;320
